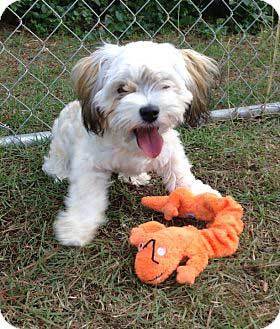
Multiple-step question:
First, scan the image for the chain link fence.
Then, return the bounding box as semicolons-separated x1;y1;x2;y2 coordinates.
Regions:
0;0;279;144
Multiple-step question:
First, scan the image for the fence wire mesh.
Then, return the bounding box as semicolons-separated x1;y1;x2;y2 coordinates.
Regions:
0;0;279;139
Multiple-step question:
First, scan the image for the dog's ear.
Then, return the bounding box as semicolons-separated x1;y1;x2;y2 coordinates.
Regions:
71;44;121;135
181;49;219;127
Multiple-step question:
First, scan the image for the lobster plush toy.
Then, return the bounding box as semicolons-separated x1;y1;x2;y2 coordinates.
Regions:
129;188;244;285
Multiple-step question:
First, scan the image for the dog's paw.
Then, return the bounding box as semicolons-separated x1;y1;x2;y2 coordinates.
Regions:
190;181;221;197
54;212;97;246
118;173;151;186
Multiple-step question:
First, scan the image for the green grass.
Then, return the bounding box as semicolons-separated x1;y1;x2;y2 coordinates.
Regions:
1;117;279;328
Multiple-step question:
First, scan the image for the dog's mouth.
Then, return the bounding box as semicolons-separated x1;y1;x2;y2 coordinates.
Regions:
134;127;163;158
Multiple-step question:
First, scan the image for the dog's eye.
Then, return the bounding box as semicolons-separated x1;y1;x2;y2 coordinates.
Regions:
162;85;170;90
157;247;166;256
117;85;127;94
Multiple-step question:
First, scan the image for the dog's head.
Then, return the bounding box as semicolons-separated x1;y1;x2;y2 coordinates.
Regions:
72;41;218;158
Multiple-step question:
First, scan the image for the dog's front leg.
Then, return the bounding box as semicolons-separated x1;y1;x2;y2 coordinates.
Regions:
155;134;220;196
54;168;110;246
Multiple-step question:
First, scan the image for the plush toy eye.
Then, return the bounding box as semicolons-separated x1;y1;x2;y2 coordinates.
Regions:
157;247;166;256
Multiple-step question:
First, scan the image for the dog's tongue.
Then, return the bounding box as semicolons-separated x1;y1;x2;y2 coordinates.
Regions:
135;127;163;158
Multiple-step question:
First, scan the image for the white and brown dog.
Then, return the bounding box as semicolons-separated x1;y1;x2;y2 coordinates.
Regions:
43;41;220;246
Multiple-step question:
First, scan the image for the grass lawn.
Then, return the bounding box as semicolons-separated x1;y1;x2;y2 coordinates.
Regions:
0;25;280;328
1;117;279;328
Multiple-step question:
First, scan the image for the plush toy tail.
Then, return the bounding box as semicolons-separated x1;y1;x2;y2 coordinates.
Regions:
200;196;244;258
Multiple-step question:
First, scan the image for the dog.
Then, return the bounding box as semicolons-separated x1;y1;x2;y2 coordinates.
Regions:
43;41;220;246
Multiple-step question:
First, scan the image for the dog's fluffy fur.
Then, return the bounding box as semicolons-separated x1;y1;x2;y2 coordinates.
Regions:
43;41;220;246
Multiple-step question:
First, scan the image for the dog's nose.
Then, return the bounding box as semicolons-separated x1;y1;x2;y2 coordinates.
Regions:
139;105;159;123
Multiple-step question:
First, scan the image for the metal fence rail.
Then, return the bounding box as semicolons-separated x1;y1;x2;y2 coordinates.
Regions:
0;0;279;144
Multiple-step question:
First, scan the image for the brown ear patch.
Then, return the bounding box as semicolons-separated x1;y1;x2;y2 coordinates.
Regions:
71;55;108;135
181;49;219;127
82;103;107;136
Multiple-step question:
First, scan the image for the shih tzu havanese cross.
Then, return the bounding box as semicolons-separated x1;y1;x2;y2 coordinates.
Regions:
43;41;220;246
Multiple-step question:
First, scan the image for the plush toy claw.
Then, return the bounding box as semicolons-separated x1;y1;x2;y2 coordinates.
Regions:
142;188;195;220
130;188;244;285
141;195;179;220
176;266;197;285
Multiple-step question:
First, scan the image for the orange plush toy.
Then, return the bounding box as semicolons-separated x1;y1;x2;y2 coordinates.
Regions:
129;188;244;285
